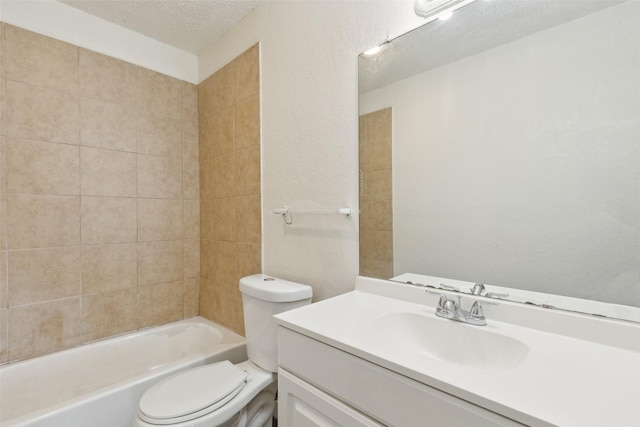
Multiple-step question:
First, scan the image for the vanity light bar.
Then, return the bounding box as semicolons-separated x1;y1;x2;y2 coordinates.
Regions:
414;0;478;21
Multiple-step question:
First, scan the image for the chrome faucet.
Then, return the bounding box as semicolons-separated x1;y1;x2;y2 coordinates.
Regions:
426;290;492;326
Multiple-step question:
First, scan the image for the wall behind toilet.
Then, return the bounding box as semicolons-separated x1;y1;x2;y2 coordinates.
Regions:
0;24;200;364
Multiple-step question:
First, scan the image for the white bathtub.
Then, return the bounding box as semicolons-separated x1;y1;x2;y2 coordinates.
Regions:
0;317;247;427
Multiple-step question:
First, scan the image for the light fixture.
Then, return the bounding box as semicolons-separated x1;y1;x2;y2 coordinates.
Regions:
363;45;382;56
362;35;391;57
414;0;478;22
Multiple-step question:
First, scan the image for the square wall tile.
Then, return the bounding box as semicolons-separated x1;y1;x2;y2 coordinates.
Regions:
80;97;136;152
198;64;234;118
235;242;261;279
198;278;217;321
365;170;392;201
199;159;214;201
209;108;234;157
80;147;137;197
0;193;5;250
200;199;213;241
0;23;4;79
137;281;182;329
7;137;80;195
138;241;182;286
183;120;199;161
360;258;393;280
6;81;79;144
183;160;199;200
138;198;183;242
234;44;259;102
361;230;393;262
7;193;80;249
79;49;137;106
4;24;78;93
137;155;183;199
367;136;392;172
0;307;7;364
82;243;137;294
8;297;81;362
234;95;260;149
0;83;4;136
0;251;7;308
183;239;200;279
136;112;183;158
182;83;198;123
236;195;261;245
8;247;81;306
81;197;137;245
211;241;237;285
183;278;199;318
198;119;213;162
137;68;182;119
183;200;200;240
212;198;236;242
199;239;213;280
1;137;6;190
234;146;261;196
81;288;137;342
212;154;235;198
364;200;393;231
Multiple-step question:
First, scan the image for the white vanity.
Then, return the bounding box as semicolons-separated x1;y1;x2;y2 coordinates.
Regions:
274;276;640;426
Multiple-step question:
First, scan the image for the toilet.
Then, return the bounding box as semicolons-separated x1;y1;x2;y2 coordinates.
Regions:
133;274;312;427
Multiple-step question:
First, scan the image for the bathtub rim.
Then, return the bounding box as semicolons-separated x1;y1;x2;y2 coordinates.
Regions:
0;316;247;427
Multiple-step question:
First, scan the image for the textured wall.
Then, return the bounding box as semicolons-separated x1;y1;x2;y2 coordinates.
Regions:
0;24;200;364
198;1;422;301
198;45;260;335
359;108;393;279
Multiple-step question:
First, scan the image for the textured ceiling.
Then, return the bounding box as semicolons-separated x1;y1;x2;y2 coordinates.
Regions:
360;0;625;93
57;0;259;54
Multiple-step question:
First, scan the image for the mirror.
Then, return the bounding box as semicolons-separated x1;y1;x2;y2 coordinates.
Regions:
358;0;639;322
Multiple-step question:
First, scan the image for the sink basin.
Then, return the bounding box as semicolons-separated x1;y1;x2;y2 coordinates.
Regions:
363;312;529;369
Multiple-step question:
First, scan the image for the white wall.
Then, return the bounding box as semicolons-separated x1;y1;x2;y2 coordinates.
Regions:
199;1;424;300
360;2;640;306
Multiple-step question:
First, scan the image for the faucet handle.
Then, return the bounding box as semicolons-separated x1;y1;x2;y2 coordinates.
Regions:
470;283;485;295
425;290;448;308
469;300;485;318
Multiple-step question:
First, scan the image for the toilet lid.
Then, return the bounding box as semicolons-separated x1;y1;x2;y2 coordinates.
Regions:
139;361;247;422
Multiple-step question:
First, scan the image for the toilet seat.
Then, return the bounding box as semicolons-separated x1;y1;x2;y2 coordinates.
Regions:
138;361;247;425
135;360;275;427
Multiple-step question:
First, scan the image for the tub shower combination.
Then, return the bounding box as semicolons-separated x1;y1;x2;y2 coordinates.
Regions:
0;317;247;427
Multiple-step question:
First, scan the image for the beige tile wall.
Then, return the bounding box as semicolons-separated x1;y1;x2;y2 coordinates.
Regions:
359;108;393;279
199;45;261;335
0;24;200;363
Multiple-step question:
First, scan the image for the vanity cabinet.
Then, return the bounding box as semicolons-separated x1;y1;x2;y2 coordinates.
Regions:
277;327;524;427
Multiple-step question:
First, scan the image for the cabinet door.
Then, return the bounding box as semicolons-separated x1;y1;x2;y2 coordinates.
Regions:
278;368;383;427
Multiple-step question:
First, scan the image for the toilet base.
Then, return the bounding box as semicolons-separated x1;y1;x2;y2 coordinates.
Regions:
221;389;275;427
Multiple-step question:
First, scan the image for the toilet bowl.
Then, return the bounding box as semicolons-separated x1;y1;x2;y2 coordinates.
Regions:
134;361;274;427
133;275;312;427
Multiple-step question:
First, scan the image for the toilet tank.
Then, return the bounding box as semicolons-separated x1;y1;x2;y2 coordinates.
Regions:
240;274;312;373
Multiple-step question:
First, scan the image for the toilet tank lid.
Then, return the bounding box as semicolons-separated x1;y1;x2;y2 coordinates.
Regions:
239;274;312;302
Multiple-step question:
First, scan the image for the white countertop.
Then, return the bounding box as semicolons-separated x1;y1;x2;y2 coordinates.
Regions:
274;276;640;427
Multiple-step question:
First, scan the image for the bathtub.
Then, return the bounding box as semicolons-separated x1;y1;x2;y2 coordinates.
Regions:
0;317;247;427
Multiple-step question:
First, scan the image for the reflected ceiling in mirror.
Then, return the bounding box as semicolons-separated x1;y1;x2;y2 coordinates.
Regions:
358;0;639;322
